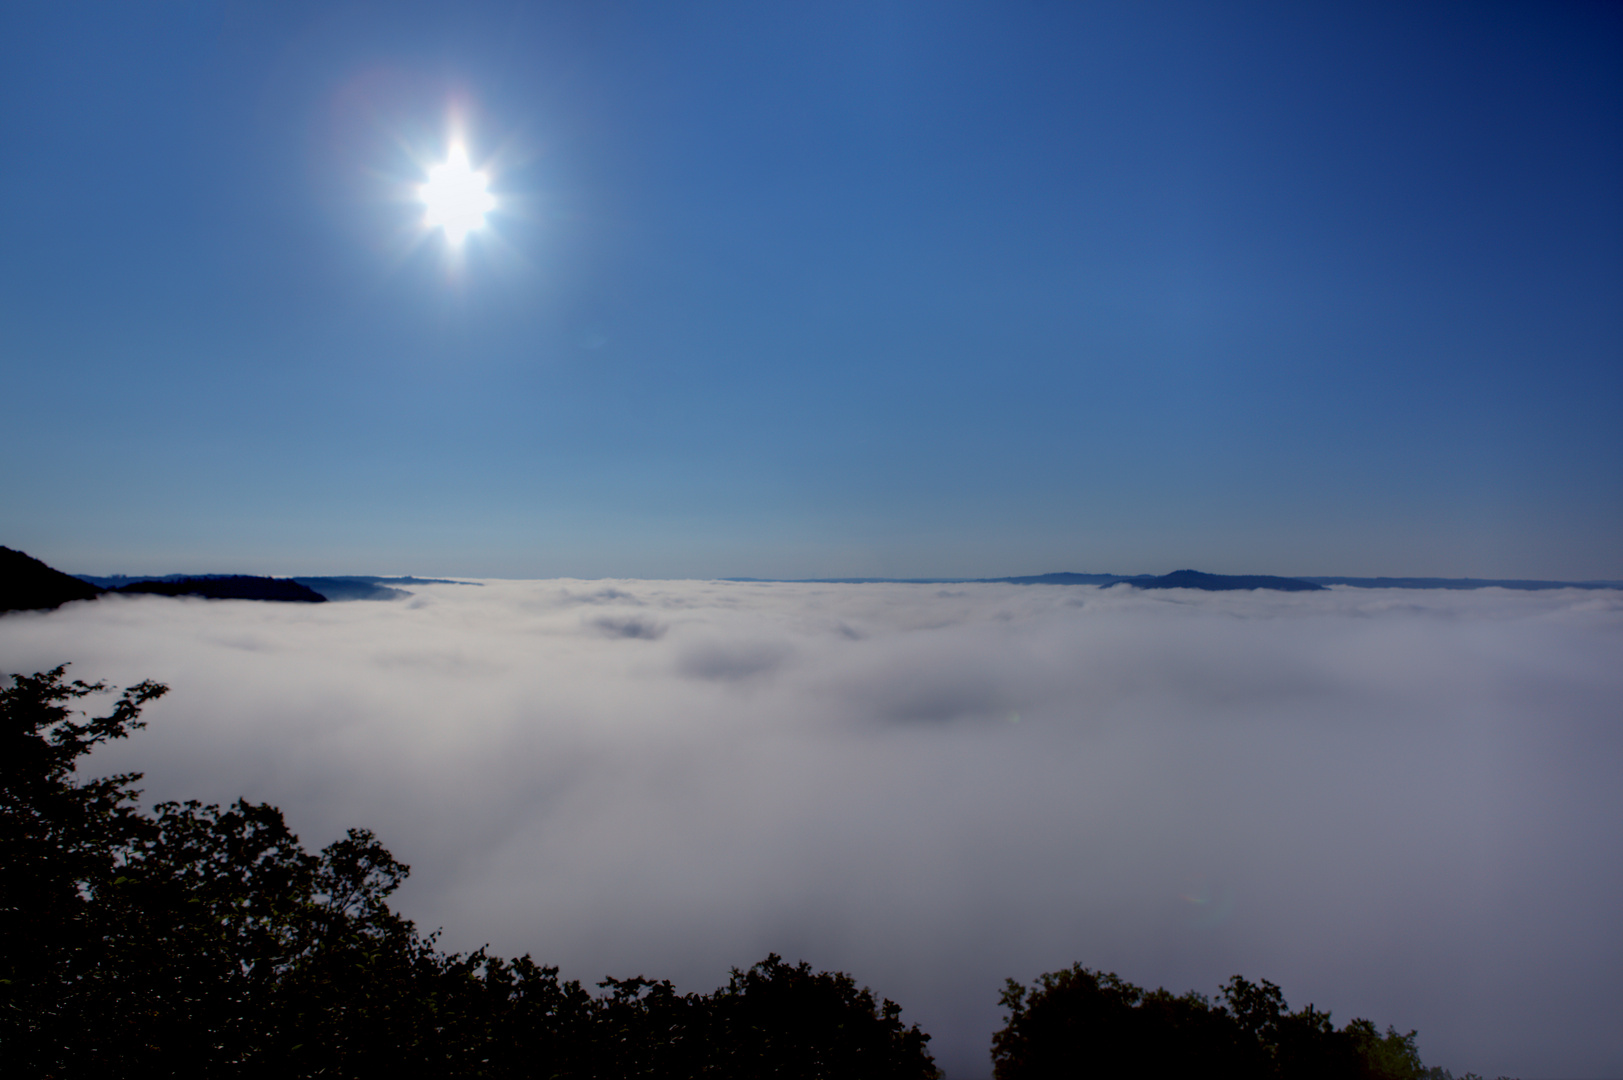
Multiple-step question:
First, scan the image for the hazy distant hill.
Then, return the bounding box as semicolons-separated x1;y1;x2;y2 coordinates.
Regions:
993;572;1125;586
736;570;1327;591
1;546;105;613
997;570;1324;590
115;576;327;603
290;577;411;601
999;571;1621;591
739;569;1616;591
75;573;196;589
1301;575;1623;590
1123;569;1325;592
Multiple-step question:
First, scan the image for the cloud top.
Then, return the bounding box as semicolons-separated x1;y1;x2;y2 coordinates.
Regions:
3;581;1619;1078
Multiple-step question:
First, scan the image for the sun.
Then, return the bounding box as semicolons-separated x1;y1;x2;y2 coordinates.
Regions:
419;144;495;244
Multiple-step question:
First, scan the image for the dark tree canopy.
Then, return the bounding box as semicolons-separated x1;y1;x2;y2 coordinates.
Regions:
1;664;938;1079
992;964;1434;1080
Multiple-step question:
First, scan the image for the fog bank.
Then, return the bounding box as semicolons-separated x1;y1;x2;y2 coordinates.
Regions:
3;581;1619;1078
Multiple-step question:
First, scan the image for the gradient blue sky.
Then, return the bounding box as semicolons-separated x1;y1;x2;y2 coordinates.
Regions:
2;1;1619;579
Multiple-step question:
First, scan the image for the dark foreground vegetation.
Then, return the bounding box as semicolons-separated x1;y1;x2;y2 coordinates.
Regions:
3;666;1498;1079
2;666;935;1078
993;966;1495;1080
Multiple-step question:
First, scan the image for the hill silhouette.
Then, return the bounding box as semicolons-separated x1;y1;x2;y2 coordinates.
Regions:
115;575;327;603
0;546;105;614
1124;569;1324;592
993;572;1125;586
4;550;331;607
77;574;471;601
995;570;1324;591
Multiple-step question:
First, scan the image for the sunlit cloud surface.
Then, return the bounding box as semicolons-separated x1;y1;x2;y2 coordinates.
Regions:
3;582;1619;1078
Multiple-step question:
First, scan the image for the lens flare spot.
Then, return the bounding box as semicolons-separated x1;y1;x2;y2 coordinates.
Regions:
1181;876;1236;927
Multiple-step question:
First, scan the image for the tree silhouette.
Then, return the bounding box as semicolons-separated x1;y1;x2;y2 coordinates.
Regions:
993;965;1430;1080
991;965;1262;1079
2;664;939;1079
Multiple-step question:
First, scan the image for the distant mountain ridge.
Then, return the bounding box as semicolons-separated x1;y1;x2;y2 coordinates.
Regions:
995;569;1325;591
7;545;1620;613
768;570;1327;591
734;570;1622;591
1298;575;1623;590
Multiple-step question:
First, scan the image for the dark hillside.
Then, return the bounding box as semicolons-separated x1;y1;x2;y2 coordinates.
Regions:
1125;570;1324;592
79;574;418;601
117;576;327;603
0;547;105;614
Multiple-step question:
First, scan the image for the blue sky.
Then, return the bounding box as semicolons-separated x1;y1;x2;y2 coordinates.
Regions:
2;1;1619;579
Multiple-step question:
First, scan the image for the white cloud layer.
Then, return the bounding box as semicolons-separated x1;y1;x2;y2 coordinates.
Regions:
4;581;1620;1078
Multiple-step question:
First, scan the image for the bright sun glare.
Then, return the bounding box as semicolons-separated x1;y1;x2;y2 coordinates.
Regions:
419;144;495;245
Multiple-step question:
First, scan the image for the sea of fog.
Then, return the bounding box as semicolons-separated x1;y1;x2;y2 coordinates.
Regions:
3;581;1619;1078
